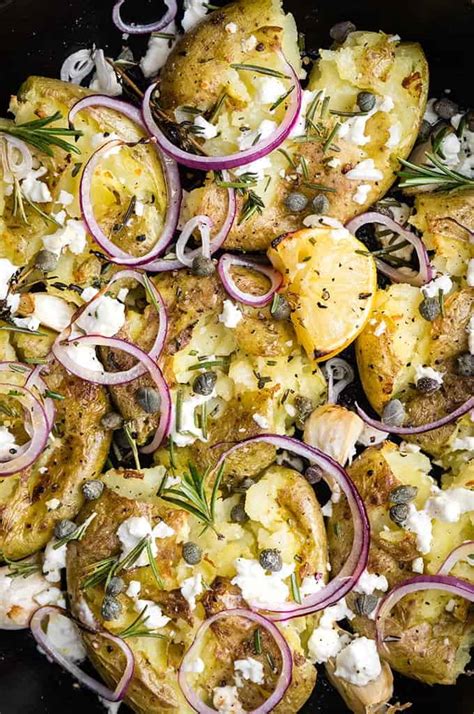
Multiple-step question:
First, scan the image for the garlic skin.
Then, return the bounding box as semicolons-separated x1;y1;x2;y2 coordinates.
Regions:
325;655;394;714
303;404;364;465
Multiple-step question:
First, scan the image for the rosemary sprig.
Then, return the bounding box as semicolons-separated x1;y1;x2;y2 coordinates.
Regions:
53;513;97;549
0;325;47;336
82;556;118;590
146;540;164;589
215;172;258;192
269;86;295;112
0;111;82;157
188;357;230;371
123;423;141;470
230;63;290;79
207;92;228;123
329;109;369;117
143;273;160;314
323;121;341;153
290;572;302;604
118;606;167;639
2;553;40;579
397;154;474;191
301;181;336;193
160;461;225;535
277;148;296;168
254;628;263;655
239;189;265;224
44;390;64;401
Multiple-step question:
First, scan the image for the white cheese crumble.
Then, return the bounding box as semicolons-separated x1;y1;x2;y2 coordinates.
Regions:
234;156;271;182
352;183;372;205
289;89;320;138
358;424;388;447
237;119;277;150
467;259;474;287
402;503;432;554
452;436;474;452
414;365;444;385
386;121;402;149
467;316;474;355
252;413;269;429
422;274;453;298
134;598;170;628
345;159;383;181
241;35;257;53
0;568;59;629
234;656;264;684
353;569;388;595
300;574;324;597
42;539;67;583
334;637;382;686
75;292;127;337
307;598;354;663
231;557;295;608
424;487;474;522
225;22;238;33
42;219;87;256
253;76;286;105
140;22;177;77
117;516;174;568
0;426;18;460
423;98;438;125
182;0;208;32
445;599;456;613
219;299;243;328
338;95;394;147
182;656;205;673
180;573;203;611
194;115;218;140
213;685;244;713
0;258;18;300
439;133;461;167
170;390;215;447
412;557;424;573
21;167;52;203
45;611;87;663
125;580;141;598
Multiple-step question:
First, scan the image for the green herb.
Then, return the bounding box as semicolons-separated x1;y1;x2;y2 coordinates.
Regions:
188;358;230;372
24;357;48;365
53;512;97;549
0;401;16;417
277;148;296;168
320;96;330;120
0;111;82;157
1;553;40;579
438;288;445;317
323;121;341;153
123;423;141;470
431;125;450;158
9;364;27;373
151;31;176;40
200;401;208;439
299;156;310;179
266;652;277;673
72;162;83;177
113;195;136;233
44;390;65;401
215;172;258;191
82;556;118;590
329;109;369;117
168;436;177;470
207;92;228;123
143;273;160;315
160;461;225;536
118;605;167;639
397;154;474;191
0;325;47;336
175;389;183;433
22;193;62;227
254;628;263;655
239;189;265;224
146;540;164;589
306;90;323;130
290;572;302;604
301;181;336;193
263;175;271;193
230;63;290;79
269;86;295;112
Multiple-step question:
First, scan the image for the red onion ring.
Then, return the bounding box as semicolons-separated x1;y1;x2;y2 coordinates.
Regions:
438;541;474;576
346;211;434;287
53;336;171;448
356;396;474;435
178;608;292;714
30;606;134;702
217;254;283;307
0;361;55;431
141;52;302;170
175;215;213;267
112;0;177;35
214;435;369;619
375;575;474;652
0;383;49;477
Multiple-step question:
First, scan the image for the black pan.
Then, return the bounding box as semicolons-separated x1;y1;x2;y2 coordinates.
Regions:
0;0;473;711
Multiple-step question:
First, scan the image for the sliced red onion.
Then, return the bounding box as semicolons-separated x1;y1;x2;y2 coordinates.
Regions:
346;211;433;287
0;361;55;432
112;0;177;34
142;52;302;170
69;95;181;267
145;181;236;272
60;49;95;85
323;358;355;404
0;383;49;477
175;215;213;267
178;608;292;714
375;575;474;651
356;396;474;435
217;254;283;307
438;541;474;576
0;135;33;181
214;435;369;619
30;606;134;702
53;336;171;448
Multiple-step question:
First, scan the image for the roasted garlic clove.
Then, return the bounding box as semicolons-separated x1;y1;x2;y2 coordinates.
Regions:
325;656;394;714
303;404;364;465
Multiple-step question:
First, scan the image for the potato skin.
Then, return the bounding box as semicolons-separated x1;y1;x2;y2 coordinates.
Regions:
328;443;474;685
0;363;111;560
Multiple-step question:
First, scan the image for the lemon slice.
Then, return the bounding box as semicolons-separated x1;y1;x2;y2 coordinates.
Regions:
268;223;377;361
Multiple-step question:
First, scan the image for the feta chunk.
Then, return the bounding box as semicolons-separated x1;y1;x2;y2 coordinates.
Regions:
345;159;383;181
354;569;388;595
117;516;174;568
253;76;286;105
45;611;87;663
194;115;218;140
21;167;52;203
75;292;127;337
234;156;271;182
412;557;424;573
467;259;474;287
42;219;87;256
234;656;264;684
45;498;61;511
402;503;432;554
180;573;203;610
182;0;208;32
42;539;67;583
231;557;295;608
352;183;372;204
308;626;347;663
422;274;453;298
0;426;18;460
140;22;177;77
213;685;244;713
219;299;242;328
252;413;269;429
134;598;170;629
237;120;277;150
334;637;382;686
126;580;141;599
425;487;474;522
415;365;444;385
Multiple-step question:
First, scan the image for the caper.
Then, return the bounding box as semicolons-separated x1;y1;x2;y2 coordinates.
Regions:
466;110;474;133
135;386;162;414
433;97;459;120
354;593;378;616
34;249;58;273
192;371;217;396
191;255;215;277
389;502;409;525
182;541;203;565
389;485;418;505
54;519;76;539
311;194;330;214
233;477;255;493
417;119;432;143
271;294;291;321
101;595;123;621
82;479;105;501
294;395;313;430
456;353;474;377
100;411;124;430
357;91;376;113
106;576;125;596
259;548;283;572
304;465;323;484
381;399;406;427
230;502;249;523
284;192;308;213
329;20;356;44
419;296;440;322
416;376;441;394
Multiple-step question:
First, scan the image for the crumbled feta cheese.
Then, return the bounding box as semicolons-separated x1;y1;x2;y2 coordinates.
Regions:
42;539;67;583
327;158;341;168
12;315;40;332
234;656;264;684
194;115;218;140
140;22;177;77
386;121;402;148
300;574;324;597
334;637;382;686
412;557;424;573
134;598;170;628
440;133;461;167
58;189;74;206
289;89;319;138
402;503;432;554
0;567;57;629
231;557;295;608
42;219;87;256
345;159;383;181
63;341;103;372
445;599;456;613
237;119;277;150
126;580;141;598
213;685;243;713
39;466;48;474
182;656;205;673
422;274;453;298
182;0;208;32
225;22;238;33
0;426;18;460
34;586;66;608
467;259;474;287
424;487;474;522
45;498;61;511
241;35;257;53
253;76;286;105
452;436;474;452
252;413;269;429
338;94;394;147
415;365;444;385
354;569;388;595
21;167;52;203
75;293;126;337
234;156;271;182
321;501;333;517
352;183;372;204
117;516;174;568
180;573;203;610
388;34;401;43
170;390;215;447
45;611;87;663
219;299;243;328
308;626;347;664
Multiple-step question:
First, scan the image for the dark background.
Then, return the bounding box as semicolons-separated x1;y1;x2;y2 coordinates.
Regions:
0;0;473;711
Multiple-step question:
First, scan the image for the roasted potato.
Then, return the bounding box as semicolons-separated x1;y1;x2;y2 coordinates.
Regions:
67;462;328;713
328;441;474;685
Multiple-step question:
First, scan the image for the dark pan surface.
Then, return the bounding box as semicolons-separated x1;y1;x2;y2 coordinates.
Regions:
0;0;473;711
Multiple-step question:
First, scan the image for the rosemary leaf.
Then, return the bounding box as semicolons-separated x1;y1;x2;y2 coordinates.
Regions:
230;63;290;79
